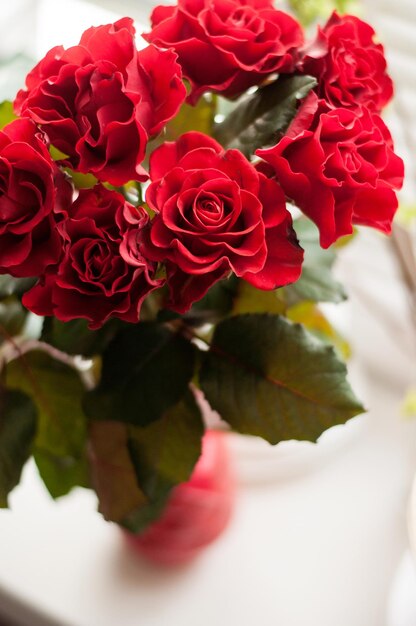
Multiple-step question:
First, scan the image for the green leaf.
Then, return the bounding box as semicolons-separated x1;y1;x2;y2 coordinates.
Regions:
0;101;16;130
6;351;89;498
156;308;181;323
128;391;203;501
0;298;27;341
200;314;364;445
290;267;346;304
84;323;196;427
286;218;347;304
126;391;204;531
89;391;204;532
88;420;148;525
0;275;36;299
213;75;316;157
41;317;120;358
0;389;37;507
33;449;88;499
187;276;238;323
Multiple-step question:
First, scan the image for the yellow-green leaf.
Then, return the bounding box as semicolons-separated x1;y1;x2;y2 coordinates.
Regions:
288;302;350;360
232;280;286;316
0;101;16;130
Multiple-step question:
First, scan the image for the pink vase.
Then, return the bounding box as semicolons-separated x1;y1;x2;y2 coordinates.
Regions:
123;430;235;566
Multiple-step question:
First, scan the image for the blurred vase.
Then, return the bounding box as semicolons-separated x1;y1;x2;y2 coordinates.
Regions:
123;430;235;566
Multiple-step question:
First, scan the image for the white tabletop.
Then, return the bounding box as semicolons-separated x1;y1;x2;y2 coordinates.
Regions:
0;359;416;626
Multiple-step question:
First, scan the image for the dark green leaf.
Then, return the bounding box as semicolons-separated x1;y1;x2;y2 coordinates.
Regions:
125;391;204;531
128;391;204;502
89;391;203;532
0;101;16;130
213;75;316;157
41;317;120;357
6;351;89;497
84;323;196;427
157;309;181;323
187;276;238;323
0;389;37;507
286;218;347;304
200;314;364;445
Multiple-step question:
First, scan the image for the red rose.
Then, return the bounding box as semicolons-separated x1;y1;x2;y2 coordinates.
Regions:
23;186;161;329
0;118;71;278
15;18;186;186
257;94;404;248
145;0;303;103
300;12;393;113
139;132;303;312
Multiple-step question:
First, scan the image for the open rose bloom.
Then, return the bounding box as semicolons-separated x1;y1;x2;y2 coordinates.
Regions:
5;10;403;327
0;3;405;551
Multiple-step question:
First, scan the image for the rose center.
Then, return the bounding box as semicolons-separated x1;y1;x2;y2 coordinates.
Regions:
84;240;113;281
194;191;225;225
341;147;361;175
200;199;220;214
229;8;250;28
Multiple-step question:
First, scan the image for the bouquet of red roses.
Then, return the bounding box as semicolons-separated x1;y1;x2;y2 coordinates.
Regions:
0;1;403;535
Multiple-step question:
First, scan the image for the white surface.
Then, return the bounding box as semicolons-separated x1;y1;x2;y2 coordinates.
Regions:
227;414;363;484
409;474;416;557
35;0;121;57
387;552;416;626
336;230;416;391
0;361;416;626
